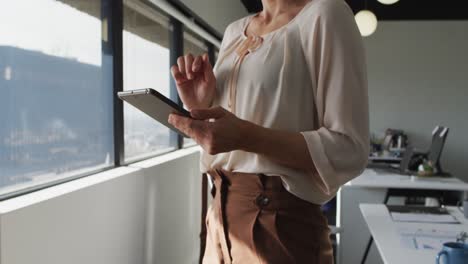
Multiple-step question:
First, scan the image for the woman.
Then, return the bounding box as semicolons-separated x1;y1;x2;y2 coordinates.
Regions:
169;0;369;263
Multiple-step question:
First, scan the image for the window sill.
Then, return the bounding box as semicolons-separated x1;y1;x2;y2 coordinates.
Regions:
128;145;201;169
0;146;201;215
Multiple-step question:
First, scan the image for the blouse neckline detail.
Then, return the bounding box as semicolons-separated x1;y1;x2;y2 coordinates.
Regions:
241;0;314;40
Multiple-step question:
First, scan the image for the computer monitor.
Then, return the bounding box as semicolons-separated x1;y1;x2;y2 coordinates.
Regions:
428;126;449;174
430;126;444;147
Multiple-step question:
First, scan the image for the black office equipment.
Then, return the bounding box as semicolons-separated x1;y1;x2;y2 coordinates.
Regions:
428;126;449;175
401;126;449;175
410;126;450;175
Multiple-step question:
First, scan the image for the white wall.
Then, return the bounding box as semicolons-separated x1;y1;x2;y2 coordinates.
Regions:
0;148;201;264
133;149;202;264
364;21;468;181
179;0;248;33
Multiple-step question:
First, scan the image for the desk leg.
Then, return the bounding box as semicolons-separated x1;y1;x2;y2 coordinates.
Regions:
361;237;374;264
360;190;390;264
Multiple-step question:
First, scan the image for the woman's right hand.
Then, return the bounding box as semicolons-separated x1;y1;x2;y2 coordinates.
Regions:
171;53;216;111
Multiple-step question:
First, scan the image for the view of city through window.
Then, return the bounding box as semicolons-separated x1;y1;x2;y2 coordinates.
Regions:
0;0;114;196
123;4;174;161
0;0;215;197
0;0;177;196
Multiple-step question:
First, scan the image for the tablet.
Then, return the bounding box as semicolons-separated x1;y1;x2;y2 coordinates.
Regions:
118;88;191;137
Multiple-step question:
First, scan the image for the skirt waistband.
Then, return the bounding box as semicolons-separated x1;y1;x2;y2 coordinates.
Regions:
207;168;284;191
207;168;323;211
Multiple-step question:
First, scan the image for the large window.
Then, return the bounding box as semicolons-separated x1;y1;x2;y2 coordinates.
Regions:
123;2;175;161
0;0;220;199
0;0;113;197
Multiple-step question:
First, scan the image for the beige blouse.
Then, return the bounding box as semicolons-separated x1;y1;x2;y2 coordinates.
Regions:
201;0;369;204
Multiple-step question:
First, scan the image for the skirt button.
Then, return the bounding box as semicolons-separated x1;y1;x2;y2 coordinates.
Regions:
256;195;270;207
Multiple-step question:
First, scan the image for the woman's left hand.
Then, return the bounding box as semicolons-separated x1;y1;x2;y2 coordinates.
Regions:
169;106;318;172
168;106;249;155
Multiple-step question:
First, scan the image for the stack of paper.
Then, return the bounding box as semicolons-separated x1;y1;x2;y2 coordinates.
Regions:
387;205;460;224
391;212;459;224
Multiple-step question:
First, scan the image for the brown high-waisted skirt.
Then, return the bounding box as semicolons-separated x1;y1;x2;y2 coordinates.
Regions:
202;169;333;264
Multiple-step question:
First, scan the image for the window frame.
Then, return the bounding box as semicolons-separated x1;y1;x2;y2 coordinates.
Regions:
112;0;125;166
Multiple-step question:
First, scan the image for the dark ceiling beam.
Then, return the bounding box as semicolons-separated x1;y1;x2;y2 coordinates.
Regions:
162;0;223;40
240;0;468;20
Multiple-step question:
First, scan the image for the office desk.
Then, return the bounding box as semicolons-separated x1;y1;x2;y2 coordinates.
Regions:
346;169;467;190
337;169;468;264
359;204;468;264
